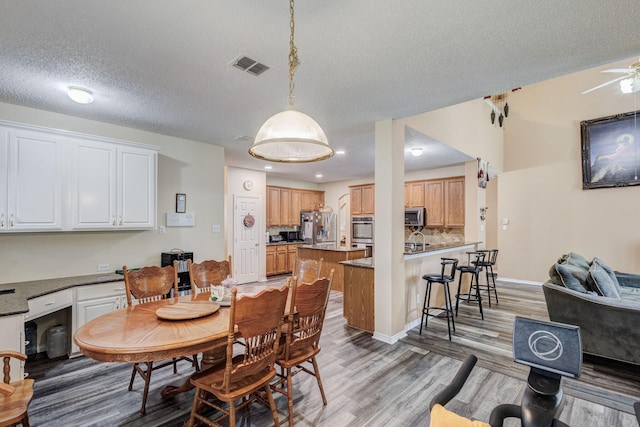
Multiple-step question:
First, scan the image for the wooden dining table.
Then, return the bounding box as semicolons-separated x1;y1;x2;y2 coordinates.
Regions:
73;284;286;399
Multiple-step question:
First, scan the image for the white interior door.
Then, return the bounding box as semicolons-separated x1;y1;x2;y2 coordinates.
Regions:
234;195;260;284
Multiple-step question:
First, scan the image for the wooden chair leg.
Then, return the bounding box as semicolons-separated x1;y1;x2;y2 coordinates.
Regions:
311;356;328;405
128;364;137;391
286;367;294;426
229;399;236;426
265;383;281;427
139;361;153;414
187;388;201;426
23;413;30;427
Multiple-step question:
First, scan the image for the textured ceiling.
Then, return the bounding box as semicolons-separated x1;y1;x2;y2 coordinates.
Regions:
1;1;639;183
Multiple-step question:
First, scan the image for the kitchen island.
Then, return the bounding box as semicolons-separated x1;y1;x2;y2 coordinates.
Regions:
339;242;481;334
296;244;367;292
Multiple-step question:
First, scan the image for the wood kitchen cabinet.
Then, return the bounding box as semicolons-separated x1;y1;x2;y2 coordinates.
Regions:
267;186;325;226
404;181;424;208
267;187;281;227
266;243;299;276
350;184;374;216
276;245;288;274
266;246;277;276
424;180;445;227
423;177;465;228
343;263;374;332
444;177;465;228
0;126;65;232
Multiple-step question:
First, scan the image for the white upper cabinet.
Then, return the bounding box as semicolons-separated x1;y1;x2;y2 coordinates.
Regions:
0;127;65;231
70;140;157;230
117;145;156;229
0;120;158;232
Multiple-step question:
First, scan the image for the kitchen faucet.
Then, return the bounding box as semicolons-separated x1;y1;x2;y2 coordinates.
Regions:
407;230;426;251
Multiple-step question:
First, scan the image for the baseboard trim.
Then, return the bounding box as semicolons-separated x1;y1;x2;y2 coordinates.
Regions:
499;277;543;286
372;330;407;345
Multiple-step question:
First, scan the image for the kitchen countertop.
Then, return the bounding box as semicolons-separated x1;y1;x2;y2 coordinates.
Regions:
0;273;123;317
404;241;480;257
340;257;374;269
266;241;306;246
299;243;367;252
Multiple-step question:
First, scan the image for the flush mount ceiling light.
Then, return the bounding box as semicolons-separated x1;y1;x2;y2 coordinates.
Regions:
410;147;423;157
249;0;333;163
67;86;94;104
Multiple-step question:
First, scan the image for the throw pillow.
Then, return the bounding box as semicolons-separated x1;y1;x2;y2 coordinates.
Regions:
586;262;621;298
430;404;491;427
592;257;623;295
566;252;591;271
548;264;563;285
554;263;589;293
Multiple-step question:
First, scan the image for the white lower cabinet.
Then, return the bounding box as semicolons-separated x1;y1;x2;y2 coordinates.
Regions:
72;281;127;355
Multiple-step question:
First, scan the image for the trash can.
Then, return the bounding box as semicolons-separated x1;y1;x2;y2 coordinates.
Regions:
24;321;37;359
46;325;67;359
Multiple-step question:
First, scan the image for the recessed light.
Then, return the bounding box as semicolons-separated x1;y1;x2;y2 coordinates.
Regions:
67;86;94;104
335;150;345;155
315;174;323;178
264;165;273;170
410;147;423;157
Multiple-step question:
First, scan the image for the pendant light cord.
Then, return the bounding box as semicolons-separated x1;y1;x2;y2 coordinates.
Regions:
288;0;300;106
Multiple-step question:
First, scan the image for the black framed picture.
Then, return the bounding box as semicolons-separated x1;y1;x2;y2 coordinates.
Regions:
176;193;186;213
581;110;640;189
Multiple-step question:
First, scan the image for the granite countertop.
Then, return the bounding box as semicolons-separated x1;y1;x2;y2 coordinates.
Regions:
404;241;481;256
299;243;367;252
340;257;374;269
0;273;123;317
266;241;306;246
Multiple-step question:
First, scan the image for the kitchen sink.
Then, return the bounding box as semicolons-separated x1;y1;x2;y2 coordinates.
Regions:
404;242;429;252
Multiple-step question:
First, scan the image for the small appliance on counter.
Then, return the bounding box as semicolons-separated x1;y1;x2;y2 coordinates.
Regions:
280;230;303;242
269;234;285;243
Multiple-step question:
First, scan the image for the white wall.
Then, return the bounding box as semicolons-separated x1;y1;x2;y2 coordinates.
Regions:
499;56;640;281
0;102;226;284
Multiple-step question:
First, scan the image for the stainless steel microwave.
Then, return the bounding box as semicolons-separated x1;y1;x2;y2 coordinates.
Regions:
405;208;425;226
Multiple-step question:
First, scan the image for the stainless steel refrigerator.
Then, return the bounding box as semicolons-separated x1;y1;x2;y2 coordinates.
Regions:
300;210;336;244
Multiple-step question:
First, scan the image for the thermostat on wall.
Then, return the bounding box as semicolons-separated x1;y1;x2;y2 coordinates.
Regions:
166;212;196;227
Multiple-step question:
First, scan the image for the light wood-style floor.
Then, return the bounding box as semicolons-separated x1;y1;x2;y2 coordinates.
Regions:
26;281;640;426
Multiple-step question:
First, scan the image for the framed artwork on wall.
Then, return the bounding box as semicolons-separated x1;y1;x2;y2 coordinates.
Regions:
581;110;640;189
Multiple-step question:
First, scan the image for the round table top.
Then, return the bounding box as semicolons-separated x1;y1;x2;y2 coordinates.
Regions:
73;293;230;363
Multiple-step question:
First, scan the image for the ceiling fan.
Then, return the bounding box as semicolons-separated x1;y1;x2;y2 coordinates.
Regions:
581;60;640;95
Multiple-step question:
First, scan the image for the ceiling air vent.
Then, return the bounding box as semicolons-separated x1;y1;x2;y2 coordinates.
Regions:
232;55;270;76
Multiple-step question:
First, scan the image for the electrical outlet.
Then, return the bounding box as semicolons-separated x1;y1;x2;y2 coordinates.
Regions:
159;225;166;235
97;263;110;272
416;294;420;304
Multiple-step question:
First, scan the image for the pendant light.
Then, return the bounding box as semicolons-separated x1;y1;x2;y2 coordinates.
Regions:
249;0;333;163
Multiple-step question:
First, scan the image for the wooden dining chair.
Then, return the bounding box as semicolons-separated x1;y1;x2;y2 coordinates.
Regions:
0;351;33;427
292;255;323;284
187;283;290;427
187;256;232;294
122;264;197;414
271;269;334;426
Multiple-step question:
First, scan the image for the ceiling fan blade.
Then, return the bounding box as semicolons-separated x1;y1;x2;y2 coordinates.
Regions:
581;75;629;95
601;68;634;74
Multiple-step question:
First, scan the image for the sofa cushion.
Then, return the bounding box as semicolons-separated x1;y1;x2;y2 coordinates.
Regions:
592;257;622;294
554;263;589;293
566;252;591;271
587;262;621;298
619;286;640;302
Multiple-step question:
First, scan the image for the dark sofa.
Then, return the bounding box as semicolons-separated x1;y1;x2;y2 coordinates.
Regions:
543;252;640;366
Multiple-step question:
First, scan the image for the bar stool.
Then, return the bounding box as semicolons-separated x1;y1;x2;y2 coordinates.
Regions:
455;251;486;320
477;249;499;306
419;258;459;340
